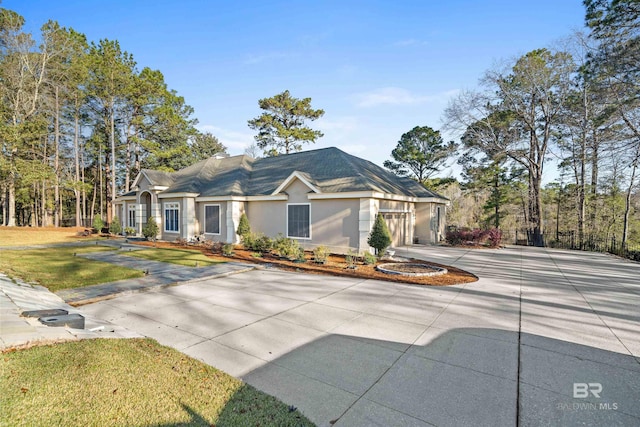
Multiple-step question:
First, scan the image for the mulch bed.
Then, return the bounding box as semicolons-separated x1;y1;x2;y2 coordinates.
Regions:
132;241;478;286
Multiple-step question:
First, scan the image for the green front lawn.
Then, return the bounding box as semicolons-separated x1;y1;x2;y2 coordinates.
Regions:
125;247;223;267
0;338;314;426
0;246;144;292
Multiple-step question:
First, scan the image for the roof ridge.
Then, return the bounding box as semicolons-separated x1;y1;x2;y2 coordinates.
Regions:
336;148;374;190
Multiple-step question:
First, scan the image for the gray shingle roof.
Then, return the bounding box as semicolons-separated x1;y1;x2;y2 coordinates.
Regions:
140;147;446;200
140;169;174;187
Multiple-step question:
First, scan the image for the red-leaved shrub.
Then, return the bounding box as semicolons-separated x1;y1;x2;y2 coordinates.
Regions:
446;228;502;248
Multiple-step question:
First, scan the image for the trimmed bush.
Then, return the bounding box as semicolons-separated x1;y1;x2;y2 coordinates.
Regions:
236;213;251;240
273;234;300;259
109;217;122;235
363;251;377;265
313;246;329;264
243;232;273;252
124;227;136;236
222;244;235;256
142;217;160;243
368;213;392;255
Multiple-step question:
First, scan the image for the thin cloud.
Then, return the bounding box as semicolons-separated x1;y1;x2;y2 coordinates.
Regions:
316;116;359;132
392;38;429;47
354;87;460;108
243;51;292;65
198;125;254;153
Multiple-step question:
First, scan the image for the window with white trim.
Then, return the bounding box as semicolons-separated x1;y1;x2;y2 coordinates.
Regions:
287;204;310;239
128;204;136;228
204;205;220;234
164;202;179;232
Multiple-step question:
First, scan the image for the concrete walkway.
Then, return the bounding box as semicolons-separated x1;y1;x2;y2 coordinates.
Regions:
0;241;254;349
57;250;255;305
77;245;640;426
0;272;143;349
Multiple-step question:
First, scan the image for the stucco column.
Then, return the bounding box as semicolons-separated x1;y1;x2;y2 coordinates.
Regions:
358;198;378;254
136;195;143;236
182;198;196;239
226;201;242;243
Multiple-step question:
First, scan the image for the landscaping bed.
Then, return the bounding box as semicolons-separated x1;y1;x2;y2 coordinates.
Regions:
134;241;477;286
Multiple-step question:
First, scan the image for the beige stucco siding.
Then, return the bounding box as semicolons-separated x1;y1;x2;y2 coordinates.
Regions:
414;202;446;244
247;199;360;253
307;199;360;252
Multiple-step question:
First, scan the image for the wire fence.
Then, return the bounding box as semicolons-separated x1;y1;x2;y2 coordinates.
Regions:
513;230;640;262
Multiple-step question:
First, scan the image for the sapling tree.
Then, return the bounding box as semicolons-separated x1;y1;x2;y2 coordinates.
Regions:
368;213;392;255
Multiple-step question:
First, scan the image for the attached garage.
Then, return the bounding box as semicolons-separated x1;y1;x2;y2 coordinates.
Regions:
383;212;409;247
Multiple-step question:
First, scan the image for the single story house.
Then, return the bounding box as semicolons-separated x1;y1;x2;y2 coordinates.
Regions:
115;147;448;253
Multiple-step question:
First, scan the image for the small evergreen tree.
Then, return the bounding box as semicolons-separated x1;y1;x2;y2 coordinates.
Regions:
237;213;251;239
109;216;122;235
368;213;392;255
93;215;105;233
142;217;160;246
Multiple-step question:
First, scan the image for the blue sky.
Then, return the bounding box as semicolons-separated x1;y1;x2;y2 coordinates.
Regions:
6;0;587;181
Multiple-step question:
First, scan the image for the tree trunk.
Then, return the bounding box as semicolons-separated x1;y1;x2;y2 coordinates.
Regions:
7;173;16;227
54;86;60;227
622;149;639;249
125;123;132;192
109;97;116;224
74;99;81;227
99;146;103;219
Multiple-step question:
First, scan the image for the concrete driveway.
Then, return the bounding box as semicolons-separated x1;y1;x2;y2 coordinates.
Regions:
81;246;640;426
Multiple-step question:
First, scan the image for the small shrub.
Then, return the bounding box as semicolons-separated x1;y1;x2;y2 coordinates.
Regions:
142;217;160;243
93;215;104;234
486;228;502;248
251;252;262;258
295;247;306;263
209;241;224;253
273;234;300;259
363;251;377;265
237;213;251;240
368;213;392;255
345;250;357;269
243;232;273;252
313;246;329;264
446;228;502;247
124;227;136;236
109;217;122;235
222;244;235;256
175;237;188;246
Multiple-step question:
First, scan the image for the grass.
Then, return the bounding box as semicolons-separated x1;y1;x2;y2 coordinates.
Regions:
0;246;144;292
0;226;102;247
125;247;224;267
0;338;314;426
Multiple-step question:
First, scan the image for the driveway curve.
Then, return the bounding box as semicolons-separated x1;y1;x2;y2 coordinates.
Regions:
81;245;640;426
